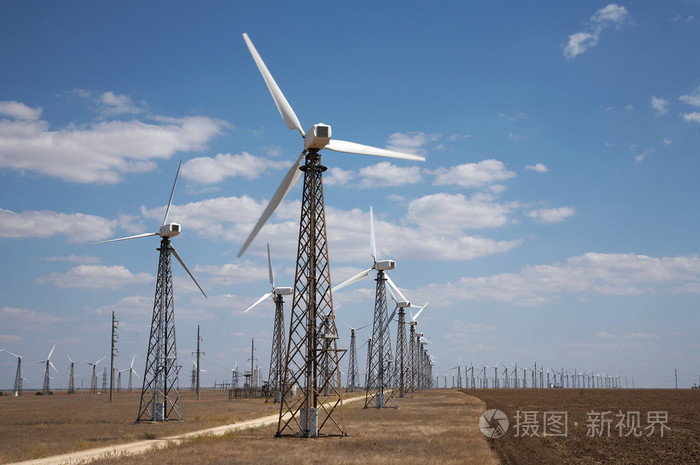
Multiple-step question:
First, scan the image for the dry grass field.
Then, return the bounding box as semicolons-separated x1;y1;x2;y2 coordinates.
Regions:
470;388;700;465
0;389;279;463
0;389;498;465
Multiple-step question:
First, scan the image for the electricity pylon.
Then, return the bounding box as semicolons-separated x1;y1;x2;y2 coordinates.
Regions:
266;293;286;403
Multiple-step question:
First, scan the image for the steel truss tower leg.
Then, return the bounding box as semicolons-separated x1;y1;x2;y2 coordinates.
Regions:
136;237;181;422
408;325;416;392
276;151;345;438
364;270;397;408
266;295;286;403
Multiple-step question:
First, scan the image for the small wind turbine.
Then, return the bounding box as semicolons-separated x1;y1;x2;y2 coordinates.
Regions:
85;357;105;394
338;319;371;392
84;162;205;422
231;362;239;389
127;355;139;392
67;354;77;394
245;243;292;404
6;351;26;396
34;345;57;394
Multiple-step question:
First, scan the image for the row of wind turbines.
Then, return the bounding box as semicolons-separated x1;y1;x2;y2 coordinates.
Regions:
1;347;138;396
438;361;625;389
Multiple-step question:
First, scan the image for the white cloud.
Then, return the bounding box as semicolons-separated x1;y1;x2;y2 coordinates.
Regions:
563;4;630;60
525;163;548;173
385;131;441;156
0;98;226;183
0;208;118;243
357;162;422;188
651;96;669;116
563;32;599;60
181;152;287;184
663;138;673;145
679;86;700;107
526;206;575;223
417;252;700;307
407;192;513;230
682;112;700;123
97;92;144;116
36;265;152;289
0;101;42;121
324;167;356;186
0;306;65;331
432;160;516;188
195;260;269;285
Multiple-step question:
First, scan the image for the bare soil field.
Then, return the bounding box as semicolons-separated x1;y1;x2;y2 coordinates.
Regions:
470;388;700;465
0;389;279;463
1;390;498;465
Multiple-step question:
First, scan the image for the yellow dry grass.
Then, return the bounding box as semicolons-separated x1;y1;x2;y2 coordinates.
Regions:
85;390;499;465
0;389;279;463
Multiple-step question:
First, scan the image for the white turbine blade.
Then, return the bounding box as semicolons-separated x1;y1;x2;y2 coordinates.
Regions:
237;152;305;258
384;307;398;333
47;345;55;360
49;361;58;373
332;267;372;293
242;33;304;136
79;232;158;247
412;301;429;322
163;160;182;225
66;354;74;363
369;206;377;261
384;274;408;303
169;245;207;298
245;291;274;313
130;355;135;368
325;139;425;162
7;351;20;358
267;242;275;288
386;284;398;303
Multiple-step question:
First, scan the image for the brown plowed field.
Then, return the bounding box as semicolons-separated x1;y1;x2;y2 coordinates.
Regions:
469;389;700;465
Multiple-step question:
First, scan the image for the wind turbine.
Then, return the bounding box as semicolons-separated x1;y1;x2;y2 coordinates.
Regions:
237;33;424;438
127;356;139;392
6;351;26;396
67;354;77;394
34;345;57;394
333;207;406;409
387;286;429;398
85;357;105;394
244;243;292;403
83;161;206;422
338;319;371;393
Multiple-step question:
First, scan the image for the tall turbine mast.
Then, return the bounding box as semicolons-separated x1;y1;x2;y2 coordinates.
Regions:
82;162;206;421
238;33;423;437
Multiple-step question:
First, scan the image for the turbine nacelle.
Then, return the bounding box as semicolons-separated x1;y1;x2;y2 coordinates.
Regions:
159;223;181;238
394;299;411;308
374;259;396;271
274;286;293;296
304;124;331;150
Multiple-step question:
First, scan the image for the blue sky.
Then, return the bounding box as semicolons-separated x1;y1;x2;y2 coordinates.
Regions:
1;1;699;391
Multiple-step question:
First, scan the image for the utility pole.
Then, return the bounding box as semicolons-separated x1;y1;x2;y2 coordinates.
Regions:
192;325;205;401
110;311;119;402
675;368;678;389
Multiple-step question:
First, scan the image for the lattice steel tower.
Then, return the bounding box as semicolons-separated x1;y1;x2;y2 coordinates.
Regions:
364;270;396;409
267;293;286;403
136;237;182;422
346;328;359;392
395;308;409;398
275;150;346;437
